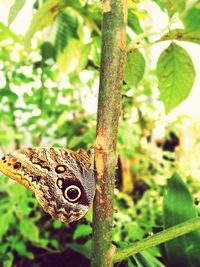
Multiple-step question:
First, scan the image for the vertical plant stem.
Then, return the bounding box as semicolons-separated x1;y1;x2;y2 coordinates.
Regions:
91;1;127;266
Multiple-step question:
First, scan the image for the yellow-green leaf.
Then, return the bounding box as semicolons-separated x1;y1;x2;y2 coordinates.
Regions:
157;42;195;112
57;39;90;73
0;22;19;41
8;0;26;26
124;50;145;87
19;219;39;243
73;224;92;240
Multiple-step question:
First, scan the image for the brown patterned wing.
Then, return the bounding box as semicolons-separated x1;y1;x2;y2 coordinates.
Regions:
0;147;95;223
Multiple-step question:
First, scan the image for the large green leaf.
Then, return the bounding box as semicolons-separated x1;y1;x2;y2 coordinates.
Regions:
163;173;200;267
8;0;26;26
124;49;145;87
156;42;195;112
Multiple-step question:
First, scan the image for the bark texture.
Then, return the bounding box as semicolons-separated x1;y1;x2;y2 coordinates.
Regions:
91;1;127;266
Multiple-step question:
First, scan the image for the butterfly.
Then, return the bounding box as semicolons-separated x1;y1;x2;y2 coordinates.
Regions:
0;147;95;223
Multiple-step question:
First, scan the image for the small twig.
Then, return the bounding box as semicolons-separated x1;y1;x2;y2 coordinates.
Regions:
127;14;180;52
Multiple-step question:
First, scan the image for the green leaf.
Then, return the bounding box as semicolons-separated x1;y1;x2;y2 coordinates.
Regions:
128;258;136;267
133;253;157;267
128;11;143;34
8;0;26;26
142;251;165;267
68;243;91;259
163;173;200;267
84;208;93;223
54;11;79;56
0;244;9;254
53;220;62;229
0;23;18;41
183;5;200;30
156;42;195;112
130;251;164;267
124;50;145;87
173;0;185;13
15;242;34;259
24;0;68;47
19;219;39;243
0;213;14;242
90;36;101;67
41;42;56;61
3;252;14;267
5;183;25;199
50;239;59;249
124;222;144;241
16;199;31;217
73;224;92;240
152;0;186;16
57;39;90;73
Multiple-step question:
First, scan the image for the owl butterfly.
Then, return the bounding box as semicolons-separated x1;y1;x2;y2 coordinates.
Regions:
0;147;95;223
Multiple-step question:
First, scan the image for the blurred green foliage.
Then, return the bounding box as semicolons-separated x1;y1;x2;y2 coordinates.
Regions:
0;0;200;266
163;173;200;267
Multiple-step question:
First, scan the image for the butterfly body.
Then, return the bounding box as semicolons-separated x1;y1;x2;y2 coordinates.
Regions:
0;147;95;223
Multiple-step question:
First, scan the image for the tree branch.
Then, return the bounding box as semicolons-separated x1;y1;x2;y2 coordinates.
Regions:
113;217;200;263
91;0;127;266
